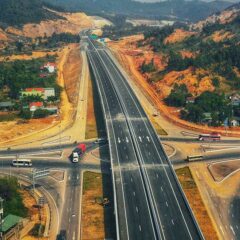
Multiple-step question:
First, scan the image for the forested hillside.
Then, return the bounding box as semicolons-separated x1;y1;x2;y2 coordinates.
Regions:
0;0;64;27
46;0;232;22
133;5;240;126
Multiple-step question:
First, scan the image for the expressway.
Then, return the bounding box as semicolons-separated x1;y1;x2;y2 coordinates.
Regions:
85;36;204;239
87;41;157;239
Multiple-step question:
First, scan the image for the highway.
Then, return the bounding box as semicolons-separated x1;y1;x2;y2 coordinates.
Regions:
85;36;204;239
59;167;81;240
88;43;157;239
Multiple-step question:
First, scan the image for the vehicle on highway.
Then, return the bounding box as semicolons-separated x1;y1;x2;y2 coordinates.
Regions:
72;152;79;163
198;132;221;141
95;138;108;144
57;230;66;240
12;159;32;167
186;155;203;162
70;143;87;163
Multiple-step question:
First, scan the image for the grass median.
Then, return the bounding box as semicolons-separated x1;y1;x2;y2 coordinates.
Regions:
85;74;106;139
81;171;116;240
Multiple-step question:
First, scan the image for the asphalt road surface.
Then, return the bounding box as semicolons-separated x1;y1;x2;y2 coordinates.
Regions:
58;167;81;240
86;37;204;239
88;45;156;239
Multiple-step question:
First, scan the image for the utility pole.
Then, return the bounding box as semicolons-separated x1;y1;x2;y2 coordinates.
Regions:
0;197;4;240
32;169;36;196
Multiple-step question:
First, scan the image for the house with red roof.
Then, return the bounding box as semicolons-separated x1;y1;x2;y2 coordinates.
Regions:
21;88;44;98
41;62;56;73
29;102;43;111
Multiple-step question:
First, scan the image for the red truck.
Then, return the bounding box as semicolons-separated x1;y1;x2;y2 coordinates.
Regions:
71;143;87;163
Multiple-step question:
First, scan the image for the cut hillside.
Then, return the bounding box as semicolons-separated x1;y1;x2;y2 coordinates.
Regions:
0;28;7;41
109;4;240;132
6;12;93;38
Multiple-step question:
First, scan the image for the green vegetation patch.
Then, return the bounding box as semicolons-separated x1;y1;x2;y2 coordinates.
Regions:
176;167;197;189
0;0;64;26
0;56;60;100
0;177;28;218
85;74;106;139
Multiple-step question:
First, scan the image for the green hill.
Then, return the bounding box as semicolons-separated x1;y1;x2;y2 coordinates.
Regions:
0;0;64;27
47;0;232;22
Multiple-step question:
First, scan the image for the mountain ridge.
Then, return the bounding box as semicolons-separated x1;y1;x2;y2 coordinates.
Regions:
46;0;232;22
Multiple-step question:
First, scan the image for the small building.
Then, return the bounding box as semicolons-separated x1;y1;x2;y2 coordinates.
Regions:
0;101;14;111
29;102;43;111
42;62;56;73
44;88;55;100
21;88;44;98
202;112;212;124
229;93;240;106
21;88;55;100
186;97;195;104
43;106;58;114
2;214;23;239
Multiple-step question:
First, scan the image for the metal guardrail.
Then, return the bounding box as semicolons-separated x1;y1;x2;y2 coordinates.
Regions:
104;47;205;240
86;52;121;239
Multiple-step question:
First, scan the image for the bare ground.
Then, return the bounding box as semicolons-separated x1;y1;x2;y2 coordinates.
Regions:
108;36;240;137
81;171;115;240
208;160;240;182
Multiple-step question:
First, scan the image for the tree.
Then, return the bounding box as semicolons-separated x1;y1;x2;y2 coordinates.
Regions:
182;104;204;122
19;109;31;119
212;77;220;88
33;109;49;118
165;83;190;107
16;41;23;52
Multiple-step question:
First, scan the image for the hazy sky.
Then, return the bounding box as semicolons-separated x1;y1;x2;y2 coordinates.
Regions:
135;0;238;2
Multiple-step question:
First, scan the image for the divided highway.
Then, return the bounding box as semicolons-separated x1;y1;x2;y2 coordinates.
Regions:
85;36;204;240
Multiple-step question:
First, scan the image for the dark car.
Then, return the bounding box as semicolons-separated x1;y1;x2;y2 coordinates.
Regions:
56;230;67;240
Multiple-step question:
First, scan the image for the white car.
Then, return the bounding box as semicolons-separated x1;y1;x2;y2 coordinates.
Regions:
72;152;79;163
95;138;108;144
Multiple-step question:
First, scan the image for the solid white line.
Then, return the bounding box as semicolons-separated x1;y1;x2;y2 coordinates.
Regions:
87;50;129;239
97;49;165;239
101;49;196;239
88;40;157;239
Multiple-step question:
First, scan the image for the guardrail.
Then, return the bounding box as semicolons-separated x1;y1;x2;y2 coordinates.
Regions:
97;45;205;239
106;49;205;240
86;52;121;239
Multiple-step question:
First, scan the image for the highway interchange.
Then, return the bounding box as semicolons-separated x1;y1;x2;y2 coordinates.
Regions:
0;33;239;240
86;35;204;239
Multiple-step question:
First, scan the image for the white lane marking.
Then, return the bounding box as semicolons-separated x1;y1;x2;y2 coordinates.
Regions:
133;191;136;196
165;202;168;207
139;136;142;142
136;207;138;213
161;186;163;192
171;219;174;225
230;226;235;235
220;226;225;236
139;225;142;231
146;136;150;142
131;178;133;182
